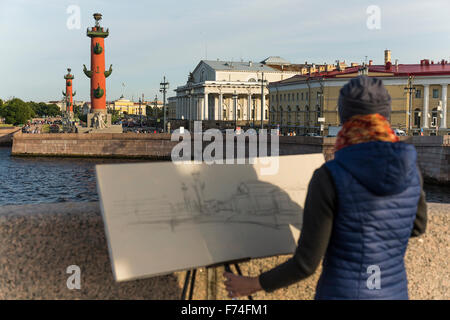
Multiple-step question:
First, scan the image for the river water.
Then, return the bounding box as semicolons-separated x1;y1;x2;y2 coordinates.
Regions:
0;147;448;206
0;148;145;205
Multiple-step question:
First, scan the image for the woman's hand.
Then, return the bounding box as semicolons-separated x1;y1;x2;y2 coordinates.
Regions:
223;272;262;298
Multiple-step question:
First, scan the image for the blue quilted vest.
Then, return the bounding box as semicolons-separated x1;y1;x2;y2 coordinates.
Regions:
316;141;421;300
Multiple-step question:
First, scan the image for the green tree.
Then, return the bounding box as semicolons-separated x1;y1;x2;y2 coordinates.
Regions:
30;102;61;117
108;109;121;123
74;105;87;123
0;98;35;125
146;106;163;119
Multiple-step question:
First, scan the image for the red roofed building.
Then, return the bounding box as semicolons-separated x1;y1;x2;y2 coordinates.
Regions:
268;50;449;136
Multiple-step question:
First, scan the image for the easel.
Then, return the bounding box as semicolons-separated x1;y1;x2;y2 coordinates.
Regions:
180;259;254;300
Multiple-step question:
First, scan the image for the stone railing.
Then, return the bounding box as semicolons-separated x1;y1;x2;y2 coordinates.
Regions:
0;127;21;146
11;133;449;184
0;202;182;299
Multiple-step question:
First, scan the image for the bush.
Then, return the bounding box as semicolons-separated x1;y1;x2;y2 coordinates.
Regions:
0;98;35;125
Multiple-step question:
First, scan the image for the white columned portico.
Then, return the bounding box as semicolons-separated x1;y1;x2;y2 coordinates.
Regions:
441;84;447;129
179;97;182;119
196;96;201;120
214;95;219;120
247;94;251;121
219;93;223;120
204;93;209;120
423;85;430;129
190;95;194;120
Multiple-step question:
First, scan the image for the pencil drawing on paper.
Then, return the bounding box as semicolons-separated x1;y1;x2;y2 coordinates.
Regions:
112;171;304;231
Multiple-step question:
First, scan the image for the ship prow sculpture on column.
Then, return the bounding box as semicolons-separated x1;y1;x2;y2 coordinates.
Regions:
78;13;122;133
62;68;75;120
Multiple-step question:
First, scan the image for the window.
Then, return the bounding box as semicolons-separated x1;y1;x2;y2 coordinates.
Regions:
433;89;439;99
301;92;304;100
288;94;290;102
306;92;309;101
223;109;227;120
415;89;422;99
265;110;268;119
431;108;438;127
237;109;241;119
414;109;421;127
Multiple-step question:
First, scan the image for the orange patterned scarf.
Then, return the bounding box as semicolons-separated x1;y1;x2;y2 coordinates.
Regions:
335;113;399;152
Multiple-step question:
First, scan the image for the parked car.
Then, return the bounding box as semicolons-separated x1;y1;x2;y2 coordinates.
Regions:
304;132;321;137
49;124;60;133
394;129;407;136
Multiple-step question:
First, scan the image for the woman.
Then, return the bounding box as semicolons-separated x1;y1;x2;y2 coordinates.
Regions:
224;76;427;300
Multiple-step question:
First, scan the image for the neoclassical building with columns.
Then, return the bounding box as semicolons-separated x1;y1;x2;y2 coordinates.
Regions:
174;57;305;126
269;51;450;136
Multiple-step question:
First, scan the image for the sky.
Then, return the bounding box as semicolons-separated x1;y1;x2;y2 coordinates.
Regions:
1;0;450;102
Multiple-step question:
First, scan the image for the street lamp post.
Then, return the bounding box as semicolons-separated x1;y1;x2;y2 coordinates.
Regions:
160;76;169;132
258;72;267;130
187;88;193;131
404;76;416;135
318;77;324;135
153;95;158;130
139;97;142;127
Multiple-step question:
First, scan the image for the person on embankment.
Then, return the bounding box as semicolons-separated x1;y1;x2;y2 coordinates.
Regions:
224;75;427;300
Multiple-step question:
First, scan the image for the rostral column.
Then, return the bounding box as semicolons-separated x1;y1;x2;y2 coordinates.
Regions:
62;68;76;114
83;13;112;115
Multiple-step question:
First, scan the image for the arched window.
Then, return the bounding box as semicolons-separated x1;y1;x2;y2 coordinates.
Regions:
248;78;256;82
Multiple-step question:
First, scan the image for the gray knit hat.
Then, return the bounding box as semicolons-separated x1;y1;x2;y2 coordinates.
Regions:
338;76;391;124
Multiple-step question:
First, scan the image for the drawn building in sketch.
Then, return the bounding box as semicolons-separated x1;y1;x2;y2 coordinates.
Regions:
123;171;302;231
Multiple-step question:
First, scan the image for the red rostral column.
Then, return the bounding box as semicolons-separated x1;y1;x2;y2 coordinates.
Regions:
83;13;112;114
63;68;76;113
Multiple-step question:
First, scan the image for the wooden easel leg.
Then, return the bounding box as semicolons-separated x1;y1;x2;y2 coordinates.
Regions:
188;269;197;300
181;270;191;300
206;267;217;300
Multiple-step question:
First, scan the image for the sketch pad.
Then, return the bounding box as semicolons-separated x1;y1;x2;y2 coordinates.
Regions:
96;154;325;281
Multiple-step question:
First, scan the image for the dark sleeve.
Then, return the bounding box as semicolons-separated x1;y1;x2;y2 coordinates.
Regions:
411;169;427;237
258;165;336;292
